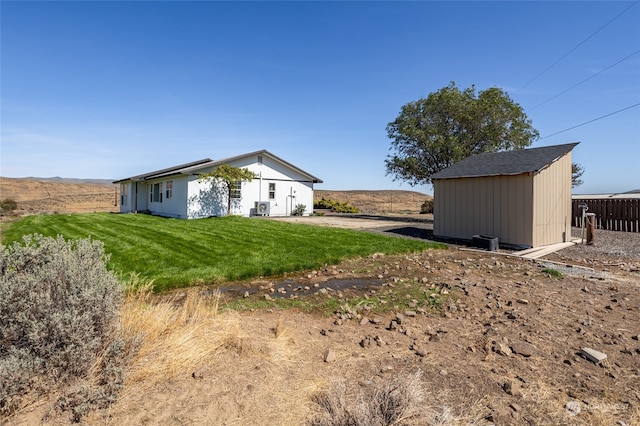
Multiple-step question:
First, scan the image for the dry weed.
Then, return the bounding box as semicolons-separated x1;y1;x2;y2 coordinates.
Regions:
310;370;430;426
118;287;241;397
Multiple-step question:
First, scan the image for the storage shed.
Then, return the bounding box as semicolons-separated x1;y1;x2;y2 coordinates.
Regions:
431;142;578;248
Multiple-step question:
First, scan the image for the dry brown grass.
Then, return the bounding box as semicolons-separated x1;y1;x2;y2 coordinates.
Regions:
118;285;240;396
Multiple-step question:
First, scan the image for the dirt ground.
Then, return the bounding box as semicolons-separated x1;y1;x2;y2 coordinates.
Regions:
2;179;640;425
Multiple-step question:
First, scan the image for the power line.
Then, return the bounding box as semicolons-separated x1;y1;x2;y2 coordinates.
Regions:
515;1;638;94
541;102;640;139
529;49;640;112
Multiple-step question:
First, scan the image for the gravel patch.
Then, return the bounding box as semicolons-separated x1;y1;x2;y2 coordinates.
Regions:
538;261;614;280
563;227;640;261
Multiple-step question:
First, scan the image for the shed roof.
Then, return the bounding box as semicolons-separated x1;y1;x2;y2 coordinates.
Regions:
430;142;579;180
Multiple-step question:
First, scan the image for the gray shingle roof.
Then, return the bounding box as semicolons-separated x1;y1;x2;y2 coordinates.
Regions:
430;142;579;180
113;150;323;184
112;158;212;183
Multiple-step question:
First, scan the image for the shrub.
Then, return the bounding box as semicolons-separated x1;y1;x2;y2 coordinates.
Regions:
293;204;307;216
313;197;360;214
420;199;433;214
310;370;426;425
0;198;18;214
0;234;125;419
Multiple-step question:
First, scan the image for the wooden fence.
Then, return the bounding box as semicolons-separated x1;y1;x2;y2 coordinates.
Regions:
572;198;640;232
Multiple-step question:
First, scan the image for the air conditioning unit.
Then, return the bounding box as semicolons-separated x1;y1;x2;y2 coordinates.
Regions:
255;201;270;216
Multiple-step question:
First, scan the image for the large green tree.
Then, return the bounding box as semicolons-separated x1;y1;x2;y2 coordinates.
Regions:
385;82;540;185
199;164;254;215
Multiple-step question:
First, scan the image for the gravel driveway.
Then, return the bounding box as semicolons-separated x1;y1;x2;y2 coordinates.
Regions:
268;214;640;264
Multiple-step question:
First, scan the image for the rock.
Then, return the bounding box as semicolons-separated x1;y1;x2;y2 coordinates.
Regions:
404;310;417;317
395;313;405;324
493;342;512;356
502;381;513;395
511;341;536;357
516;298;529;304
360;317;369;326
510;403;522;412
388;320;398;331
580;347;607;363
565;400;581;416
324;350;336;363
439;369;447;376
243;291;249;298
192;368;205;379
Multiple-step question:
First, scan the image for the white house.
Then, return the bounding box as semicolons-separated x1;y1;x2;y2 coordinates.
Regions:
113;150;323;219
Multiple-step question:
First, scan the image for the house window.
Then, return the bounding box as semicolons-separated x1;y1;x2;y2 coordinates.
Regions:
151;182;162;203
230;181;241;199
268;183;276;200
258;155;263;165
165;181;173;199
120;184;128;206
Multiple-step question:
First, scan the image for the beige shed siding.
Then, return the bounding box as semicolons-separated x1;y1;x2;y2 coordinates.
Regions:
434;174;534;246
531;152;572;246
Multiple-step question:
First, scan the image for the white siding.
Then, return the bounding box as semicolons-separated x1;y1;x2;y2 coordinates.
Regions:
186;153;316;219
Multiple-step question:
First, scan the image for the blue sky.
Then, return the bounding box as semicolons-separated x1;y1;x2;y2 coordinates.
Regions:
1;1;639;195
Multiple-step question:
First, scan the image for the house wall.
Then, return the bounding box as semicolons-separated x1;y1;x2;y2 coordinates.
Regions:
186;153;316;219
145;176;189;218
433;174;535;247
118;182;150;214
118;182;133;213
531;151;573;246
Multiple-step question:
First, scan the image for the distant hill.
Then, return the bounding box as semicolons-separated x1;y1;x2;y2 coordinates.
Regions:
315;189;432;214
0;177;118;214
23;177;116;186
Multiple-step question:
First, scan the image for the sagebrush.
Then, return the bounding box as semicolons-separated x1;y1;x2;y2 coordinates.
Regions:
0;234;125;420
310;370;426;425
314;197;360;213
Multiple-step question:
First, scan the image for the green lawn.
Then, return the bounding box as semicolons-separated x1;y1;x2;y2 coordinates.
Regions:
1;213;445;291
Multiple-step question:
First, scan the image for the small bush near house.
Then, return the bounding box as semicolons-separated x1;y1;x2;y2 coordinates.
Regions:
420;199;433;214
314;197;360;214
0;234;125;421
292;204;307;216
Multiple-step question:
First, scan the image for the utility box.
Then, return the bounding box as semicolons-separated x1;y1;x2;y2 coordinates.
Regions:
473;235;499;251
